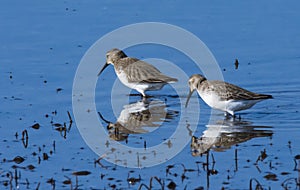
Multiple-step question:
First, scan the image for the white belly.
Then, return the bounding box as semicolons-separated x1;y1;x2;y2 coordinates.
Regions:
117;70;139;90
198;90;261;114
116;70;165;95
199;92;228;111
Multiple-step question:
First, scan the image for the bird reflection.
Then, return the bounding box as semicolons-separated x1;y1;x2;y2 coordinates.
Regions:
99;98;177;141
191;118;273;156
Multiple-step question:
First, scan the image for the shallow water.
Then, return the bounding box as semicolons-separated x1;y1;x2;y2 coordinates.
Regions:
1;1;300;189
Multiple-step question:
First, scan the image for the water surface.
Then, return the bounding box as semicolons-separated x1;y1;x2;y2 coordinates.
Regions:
1;1;299;189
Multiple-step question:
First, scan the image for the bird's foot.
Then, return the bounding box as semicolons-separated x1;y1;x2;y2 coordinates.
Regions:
231;114;242;121
224;112;242;121
224;112;232;119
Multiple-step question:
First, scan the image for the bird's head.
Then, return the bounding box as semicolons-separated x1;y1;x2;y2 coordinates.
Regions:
97;48;127;76
185;74;206;107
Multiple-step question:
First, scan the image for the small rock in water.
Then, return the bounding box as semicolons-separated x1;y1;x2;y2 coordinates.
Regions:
63;179;71;184
31;123;40;130
264;173;278;181
56;88;63;93
13;156;25;164
72;171;91;176
43;153;49;160
167;181;176;190
27;164;35;170
235;59;239;69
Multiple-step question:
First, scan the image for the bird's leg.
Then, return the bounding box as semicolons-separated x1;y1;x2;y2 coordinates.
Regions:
140;92;153;100
142;95;148;102
231;114;242;121
224;112;231;119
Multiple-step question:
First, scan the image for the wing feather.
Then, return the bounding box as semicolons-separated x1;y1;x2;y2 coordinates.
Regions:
121;59;177;83
208;81;272;101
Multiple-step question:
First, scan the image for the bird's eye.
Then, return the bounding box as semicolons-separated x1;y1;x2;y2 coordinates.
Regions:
106;55;109;59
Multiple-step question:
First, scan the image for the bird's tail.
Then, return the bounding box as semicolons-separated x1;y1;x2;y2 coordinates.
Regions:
159;75;178;83
165;77;178;83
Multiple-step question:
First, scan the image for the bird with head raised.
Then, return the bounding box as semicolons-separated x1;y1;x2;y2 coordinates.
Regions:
185;74;273;116
98;48;178;97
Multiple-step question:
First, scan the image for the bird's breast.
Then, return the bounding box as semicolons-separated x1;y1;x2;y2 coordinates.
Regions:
198;90;227;110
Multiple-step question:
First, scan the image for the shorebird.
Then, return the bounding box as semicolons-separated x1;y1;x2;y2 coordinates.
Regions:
185;74;273;116
97;48;178;96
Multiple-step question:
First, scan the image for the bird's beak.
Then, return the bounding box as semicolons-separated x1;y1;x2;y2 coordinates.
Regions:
98;111;111;124
97;63;109;76
185;89;194;108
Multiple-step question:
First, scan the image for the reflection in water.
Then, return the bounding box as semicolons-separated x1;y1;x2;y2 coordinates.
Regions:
99;98;177;141
191;119;273;156
190;118;273;189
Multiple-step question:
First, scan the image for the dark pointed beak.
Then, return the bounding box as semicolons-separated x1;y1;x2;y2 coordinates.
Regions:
185;89;194;108
97;63;109;76
98;111;111;124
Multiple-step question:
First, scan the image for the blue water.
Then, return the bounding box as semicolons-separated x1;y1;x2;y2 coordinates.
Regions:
1;1;300;189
